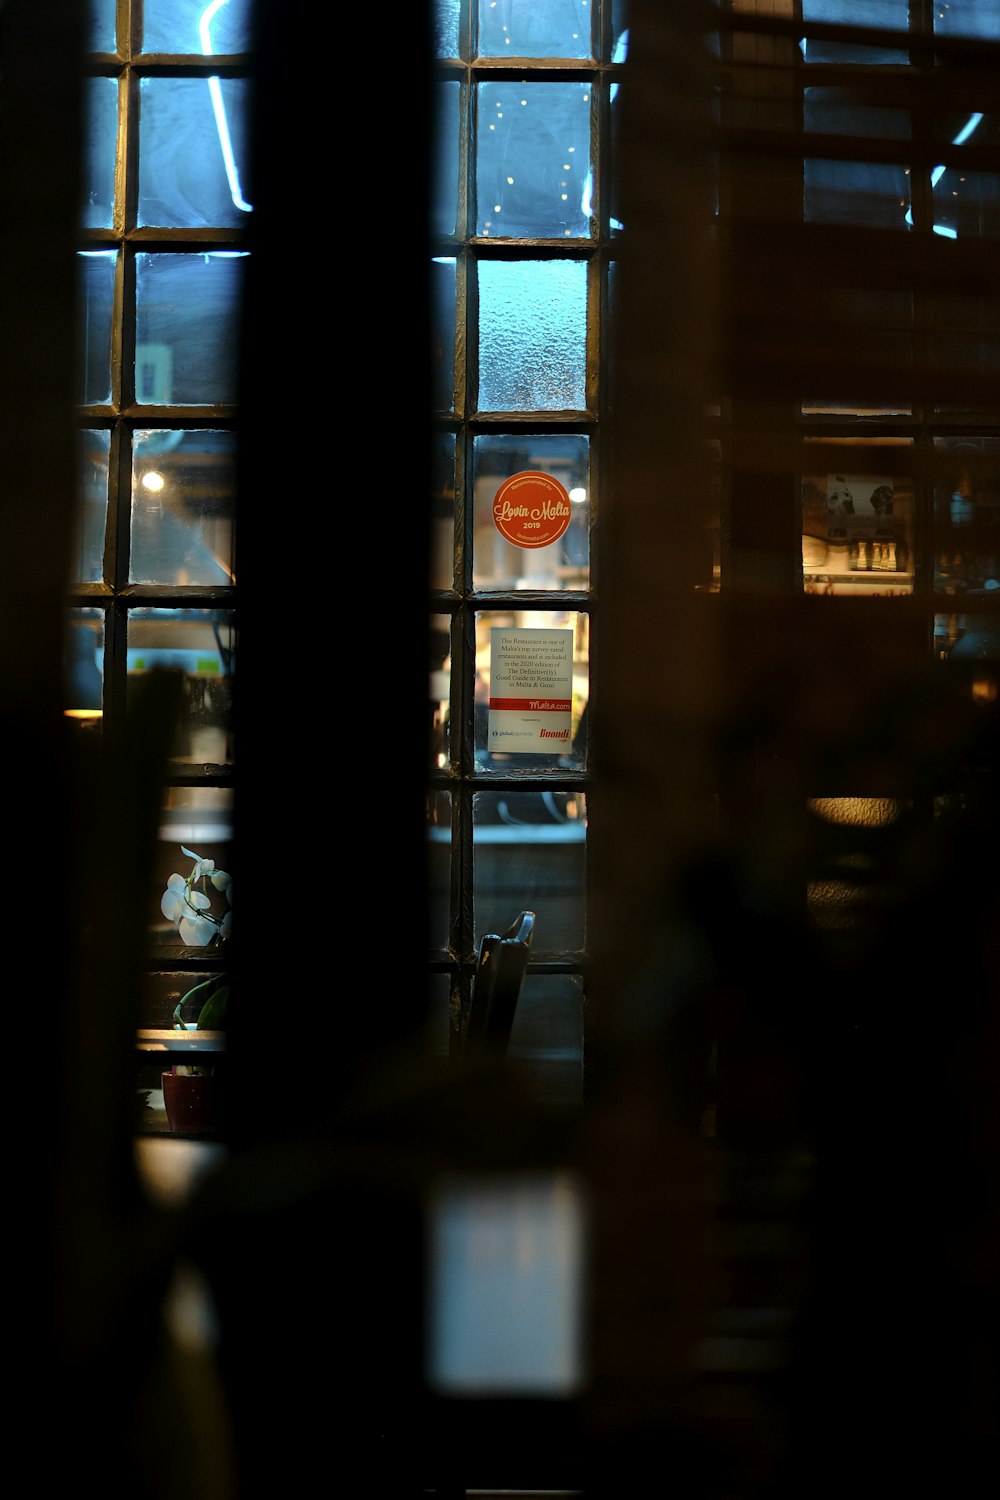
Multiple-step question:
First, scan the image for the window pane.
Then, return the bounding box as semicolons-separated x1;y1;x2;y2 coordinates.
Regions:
435;0;461;58
477;81;592;238
76;251;116;405
477;0;593;59
130;429;237;586
933;436;1000;594
153;786;235;943
474;607;589;770
801;1;909;63
509;974;584;1105
72;429;110;585
429;613;452;769
65;607;104;715
932;112;1000;241
478;260;587;411
801;447;914;596
931;293;1000;417
430;431;456;590
473;789;587;951
800;289;913;415
139;77;252;227
431;258;457;413
935;3;1000;41
127;607;235;764
135;252;246;405
804;155;910;229
433;81;461;239
473;432;590;589
81;77;117;229
87;0;116;52
428;791;452;949
142;0;253;54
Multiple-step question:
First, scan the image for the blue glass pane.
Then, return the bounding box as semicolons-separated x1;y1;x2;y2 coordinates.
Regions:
433;81;461;238
131;430;237;586
478;260;587;411
87;0;116;53
136;252;246;405
801;1;909;63
66;608;105;714
477;0;592;58
73;431;110;585
142;0;253;54
936;3;1000;41
76;251;116;405
477;81;592;237
611;0;629;61
804;157;910;229
139;76;252;226
435;0;461;57
431;258;457;412
81;77;117;229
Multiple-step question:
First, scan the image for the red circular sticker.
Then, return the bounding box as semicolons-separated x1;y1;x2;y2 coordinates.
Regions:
492;470;573;549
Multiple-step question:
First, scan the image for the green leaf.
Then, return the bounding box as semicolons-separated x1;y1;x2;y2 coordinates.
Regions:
197;983;229;1030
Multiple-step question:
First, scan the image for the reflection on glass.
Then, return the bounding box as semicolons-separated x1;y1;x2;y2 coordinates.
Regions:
153;785;235;943
933;437;1000;594
427;791;452;950
935;610;1000;666
77;251;116;405
431;258;457;412
473;790;587;951
72;430;110;585
433;81;461;238
434;0;461;58
136;252;246;405
127;607;235;763
142;0;253;53
473;432;590;589
65;608;104;717
429;614;452;770
801;453;914;595
478;260;587;411
509;974;584;1105
130;429;236;585
478;0;592;58
81;77;117;229
800;1;908;63
474;608;589;770
430;431;456;590
139;77;252;226
477;82;591;238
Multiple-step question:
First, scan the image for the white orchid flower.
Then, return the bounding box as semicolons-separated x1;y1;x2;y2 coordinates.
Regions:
161;846;234;947
161;872;188;923
179;909;219;946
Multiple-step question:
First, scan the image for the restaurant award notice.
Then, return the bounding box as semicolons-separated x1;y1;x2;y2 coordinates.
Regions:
488;627;574;755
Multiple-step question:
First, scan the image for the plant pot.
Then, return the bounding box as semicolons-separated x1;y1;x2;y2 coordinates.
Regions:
161;1069;220;1135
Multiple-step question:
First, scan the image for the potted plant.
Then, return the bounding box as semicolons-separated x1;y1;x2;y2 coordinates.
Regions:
158;845;232;1133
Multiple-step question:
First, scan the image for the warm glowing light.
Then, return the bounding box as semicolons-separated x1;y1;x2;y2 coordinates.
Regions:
142;470;165;492
569;487;587;505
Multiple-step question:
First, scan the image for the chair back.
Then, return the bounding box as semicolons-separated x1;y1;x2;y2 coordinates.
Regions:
464;910;535;1058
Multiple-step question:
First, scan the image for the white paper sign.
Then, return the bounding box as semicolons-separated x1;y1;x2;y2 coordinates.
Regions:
488;627;574;754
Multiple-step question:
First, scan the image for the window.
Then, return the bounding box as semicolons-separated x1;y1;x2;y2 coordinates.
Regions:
428;1;629;1102
68;0;252;1135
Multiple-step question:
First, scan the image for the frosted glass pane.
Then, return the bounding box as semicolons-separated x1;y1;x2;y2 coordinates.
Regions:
477;82;592;238
142;0;253;53
801;1;908;62
87;0;116;52
434;0;461;57
433;81;461;238
130;430;237;586
76;251;116;405
139;77;252;227
478;260;587;411
936;3;1000;40
135;252;246;405
81;77;117;229
72;430;110;585
477;0;592;58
